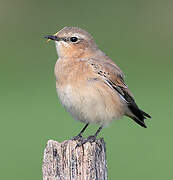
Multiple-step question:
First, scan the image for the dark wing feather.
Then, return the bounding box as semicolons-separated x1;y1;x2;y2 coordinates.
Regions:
89;58;151;128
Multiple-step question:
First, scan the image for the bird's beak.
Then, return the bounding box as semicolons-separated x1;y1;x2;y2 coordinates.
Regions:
44;35;61;42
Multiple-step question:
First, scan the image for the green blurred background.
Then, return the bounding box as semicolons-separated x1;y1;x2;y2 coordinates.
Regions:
0;0;172;179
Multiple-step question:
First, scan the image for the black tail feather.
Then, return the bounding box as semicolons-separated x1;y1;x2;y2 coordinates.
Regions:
111;83;151;128
140;110;151;118
128;103;151;128
131;117;147;128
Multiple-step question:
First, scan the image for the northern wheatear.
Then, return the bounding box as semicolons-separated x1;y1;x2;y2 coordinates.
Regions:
45;27;151;145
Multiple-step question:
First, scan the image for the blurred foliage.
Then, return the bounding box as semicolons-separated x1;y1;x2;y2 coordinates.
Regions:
0;0;172;179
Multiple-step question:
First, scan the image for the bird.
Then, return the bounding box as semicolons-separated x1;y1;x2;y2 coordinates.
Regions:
45;27;151;146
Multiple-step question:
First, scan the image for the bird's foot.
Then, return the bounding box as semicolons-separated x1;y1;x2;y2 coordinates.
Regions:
71;134;83;141
76;135;96;148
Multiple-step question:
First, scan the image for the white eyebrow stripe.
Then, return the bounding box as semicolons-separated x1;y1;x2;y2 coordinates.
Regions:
71;33;86;39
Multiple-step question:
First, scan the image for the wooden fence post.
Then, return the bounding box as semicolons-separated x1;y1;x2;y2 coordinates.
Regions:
42;138;108;180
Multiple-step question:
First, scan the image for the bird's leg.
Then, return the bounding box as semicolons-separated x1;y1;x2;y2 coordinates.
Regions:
72;123;89;141
76;125;103;147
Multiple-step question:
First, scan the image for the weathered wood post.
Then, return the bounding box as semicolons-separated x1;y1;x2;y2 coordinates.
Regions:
42;138;108;180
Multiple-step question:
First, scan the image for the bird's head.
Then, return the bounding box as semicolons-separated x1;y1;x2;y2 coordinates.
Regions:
45;27;98;58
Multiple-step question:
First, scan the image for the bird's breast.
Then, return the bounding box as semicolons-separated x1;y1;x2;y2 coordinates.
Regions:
54;58;126;125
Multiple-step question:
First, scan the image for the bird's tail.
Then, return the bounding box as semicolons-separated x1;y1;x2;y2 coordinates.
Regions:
127;103;151;128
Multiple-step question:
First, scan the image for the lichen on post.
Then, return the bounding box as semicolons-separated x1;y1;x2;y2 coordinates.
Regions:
42;139;108;180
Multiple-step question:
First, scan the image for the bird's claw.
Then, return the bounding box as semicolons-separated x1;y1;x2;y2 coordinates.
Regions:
71;134;83;141
75;135;96;148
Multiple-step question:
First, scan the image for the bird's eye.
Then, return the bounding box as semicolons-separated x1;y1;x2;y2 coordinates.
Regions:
70;37;78;42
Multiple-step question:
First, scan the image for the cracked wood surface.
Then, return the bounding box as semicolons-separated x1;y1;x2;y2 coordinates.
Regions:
42;139;108;180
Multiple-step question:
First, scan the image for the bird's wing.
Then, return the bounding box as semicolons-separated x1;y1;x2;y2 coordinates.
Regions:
87;58;134;103
86;58;151;128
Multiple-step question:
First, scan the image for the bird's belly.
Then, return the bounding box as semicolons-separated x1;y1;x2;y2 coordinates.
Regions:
56;82;125;126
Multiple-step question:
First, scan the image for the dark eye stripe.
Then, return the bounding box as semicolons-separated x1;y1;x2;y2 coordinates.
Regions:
61;37;67;42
